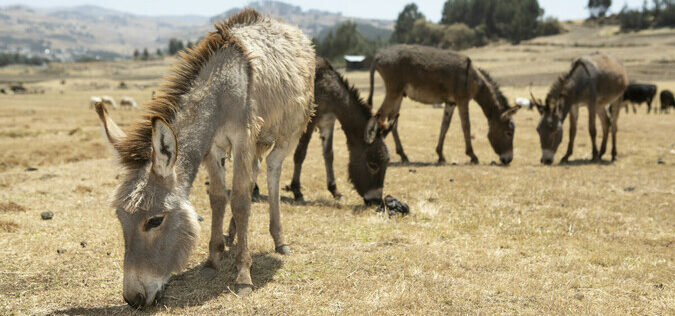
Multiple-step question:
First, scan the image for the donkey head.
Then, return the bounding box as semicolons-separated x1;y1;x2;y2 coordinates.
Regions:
487;105;521;165
349;135;389;205
94;103;200;308
532;94;563;165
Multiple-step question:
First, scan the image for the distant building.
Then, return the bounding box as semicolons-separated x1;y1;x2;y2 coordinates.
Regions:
344;55;368;71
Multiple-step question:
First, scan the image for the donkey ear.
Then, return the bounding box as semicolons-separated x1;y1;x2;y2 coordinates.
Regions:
380;113;399;138
94;102;126;152
364;116;379;144
151;116;178;178
501;105;521;121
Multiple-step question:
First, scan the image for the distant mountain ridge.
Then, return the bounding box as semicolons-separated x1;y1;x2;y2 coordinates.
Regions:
0;1;393;61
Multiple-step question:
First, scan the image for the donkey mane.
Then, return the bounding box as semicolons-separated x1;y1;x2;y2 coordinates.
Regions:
545;75;567;106
114;9;263;169
477;68;509;112
317;57;372;119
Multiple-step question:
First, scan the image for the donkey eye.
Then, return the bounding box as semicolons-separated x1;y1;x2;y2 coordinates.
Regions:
144;216;165;231
367;161;379;173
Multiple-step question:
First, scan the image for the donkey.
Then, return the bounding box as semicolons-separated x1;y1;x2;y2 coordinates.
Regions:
93;10;315;307
366;45;521;165
660;90;674;114
281;57;389;205
101;95;117;109
531;52;628;164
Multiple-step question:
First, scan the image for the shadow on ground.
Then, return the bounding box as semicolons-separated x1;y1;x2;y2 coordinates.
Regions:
50;251;282;315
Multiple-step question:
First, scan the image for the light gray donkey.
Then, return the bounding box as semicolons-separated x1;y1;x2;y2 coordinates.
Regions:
94;9;315;307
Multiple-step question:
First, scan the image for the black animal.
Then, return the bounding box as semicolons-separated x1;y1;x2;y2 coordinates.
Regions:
623;83;657;114
660;90;674;114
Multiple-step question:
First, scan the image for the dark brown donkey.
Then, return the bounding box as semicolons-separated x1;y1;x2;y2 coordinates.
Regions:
366;44;521;165
531;52;628;164
284;57;390;205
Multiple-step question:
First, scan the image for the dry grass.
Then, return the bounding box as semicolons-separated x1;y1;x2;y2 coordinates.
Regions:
0;25;673;315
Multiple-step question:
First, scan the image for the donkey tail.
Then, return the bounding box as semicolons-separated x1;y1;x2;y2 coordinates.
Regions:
367;58;377;106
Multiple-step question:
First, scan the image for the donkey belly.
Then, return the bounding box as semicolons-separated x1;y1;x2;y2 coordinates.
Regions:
404;84;446;104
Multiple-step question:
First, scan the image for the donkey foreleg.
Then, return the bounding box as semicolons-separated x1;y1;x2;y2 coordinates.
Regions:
266;136;299;255
609;98;622;161
319;118;341;200
391;124;409;163
435;103;456;164
458;102;478;164
598;105;611;160
204;149;229;270
286;123;314;202
561;106;578;163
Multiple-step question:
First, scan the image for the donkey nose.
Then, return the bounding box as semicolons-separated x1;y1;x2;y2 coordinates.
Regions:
541;157;553;165
500;156;512;165
124;293;146;309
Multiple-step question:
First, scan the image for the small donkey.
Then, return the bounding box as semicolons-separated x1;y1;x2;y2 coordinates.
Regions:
94;10;315;307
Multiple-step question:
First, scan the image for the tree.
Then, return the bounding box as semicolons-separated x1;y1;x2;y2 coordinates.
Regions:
186;41;194;50
133;49;139;59
391;3;425;43
156;48;163;57
168;38;184;55
588;0;612;18
142;48;149;61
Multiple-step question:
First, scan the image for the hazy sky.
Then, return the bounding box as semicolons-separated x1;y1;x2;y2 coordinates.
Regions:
2;0;647;22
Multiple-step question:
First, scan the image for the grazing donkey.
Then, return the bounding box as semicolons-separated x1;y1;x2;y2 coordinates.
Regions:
101;95;117;109
660;90;674;114
94;10;315;307
282;57;389;205
531;52;628;164
366;45;521;165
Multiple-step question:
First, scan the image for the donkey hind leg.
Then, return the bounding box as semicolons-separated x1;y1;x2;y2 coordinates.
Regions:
285;122;315;202
598;104;611;160
457;100;478;164
266;135;300;255
204;148;229;272
230;139;256;295
609;98;622;161
435;102;456;164
561;105;579;163
390;97;409;163
318;117;342;200
587;101;600;162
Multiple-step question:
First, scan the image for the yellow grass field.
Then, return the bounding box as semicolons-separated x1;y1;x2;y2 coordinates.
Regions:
0;24;673;314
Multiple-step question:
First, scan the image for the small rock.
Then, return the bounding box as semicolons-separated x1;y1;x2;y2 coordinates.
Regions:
451;162;457;166
490;161;498;166
106;251;111;256
56;249;66;254
205;181;210;185
25;167;38;172
408;169;416;173
624;186;635;192
654;283;664;289
657;158;665;165
449;178;454;182
574;293;584;300
80;241;87;248
41;211;54;220
197;215;204;222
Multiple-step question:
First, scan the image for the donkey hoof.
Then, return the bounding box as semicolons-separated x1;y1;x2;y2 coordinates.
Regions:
293;195;305;204
200;266;218;281
333;193;343;201
470;158;479;165
282;184;292;192
275;245;291;255
251;194;264;203
234;284;253;297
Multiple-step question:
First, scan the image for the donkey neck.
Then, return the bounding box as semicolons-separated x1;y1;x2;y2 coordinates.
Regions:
329;93;371;146
473;81;505;121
